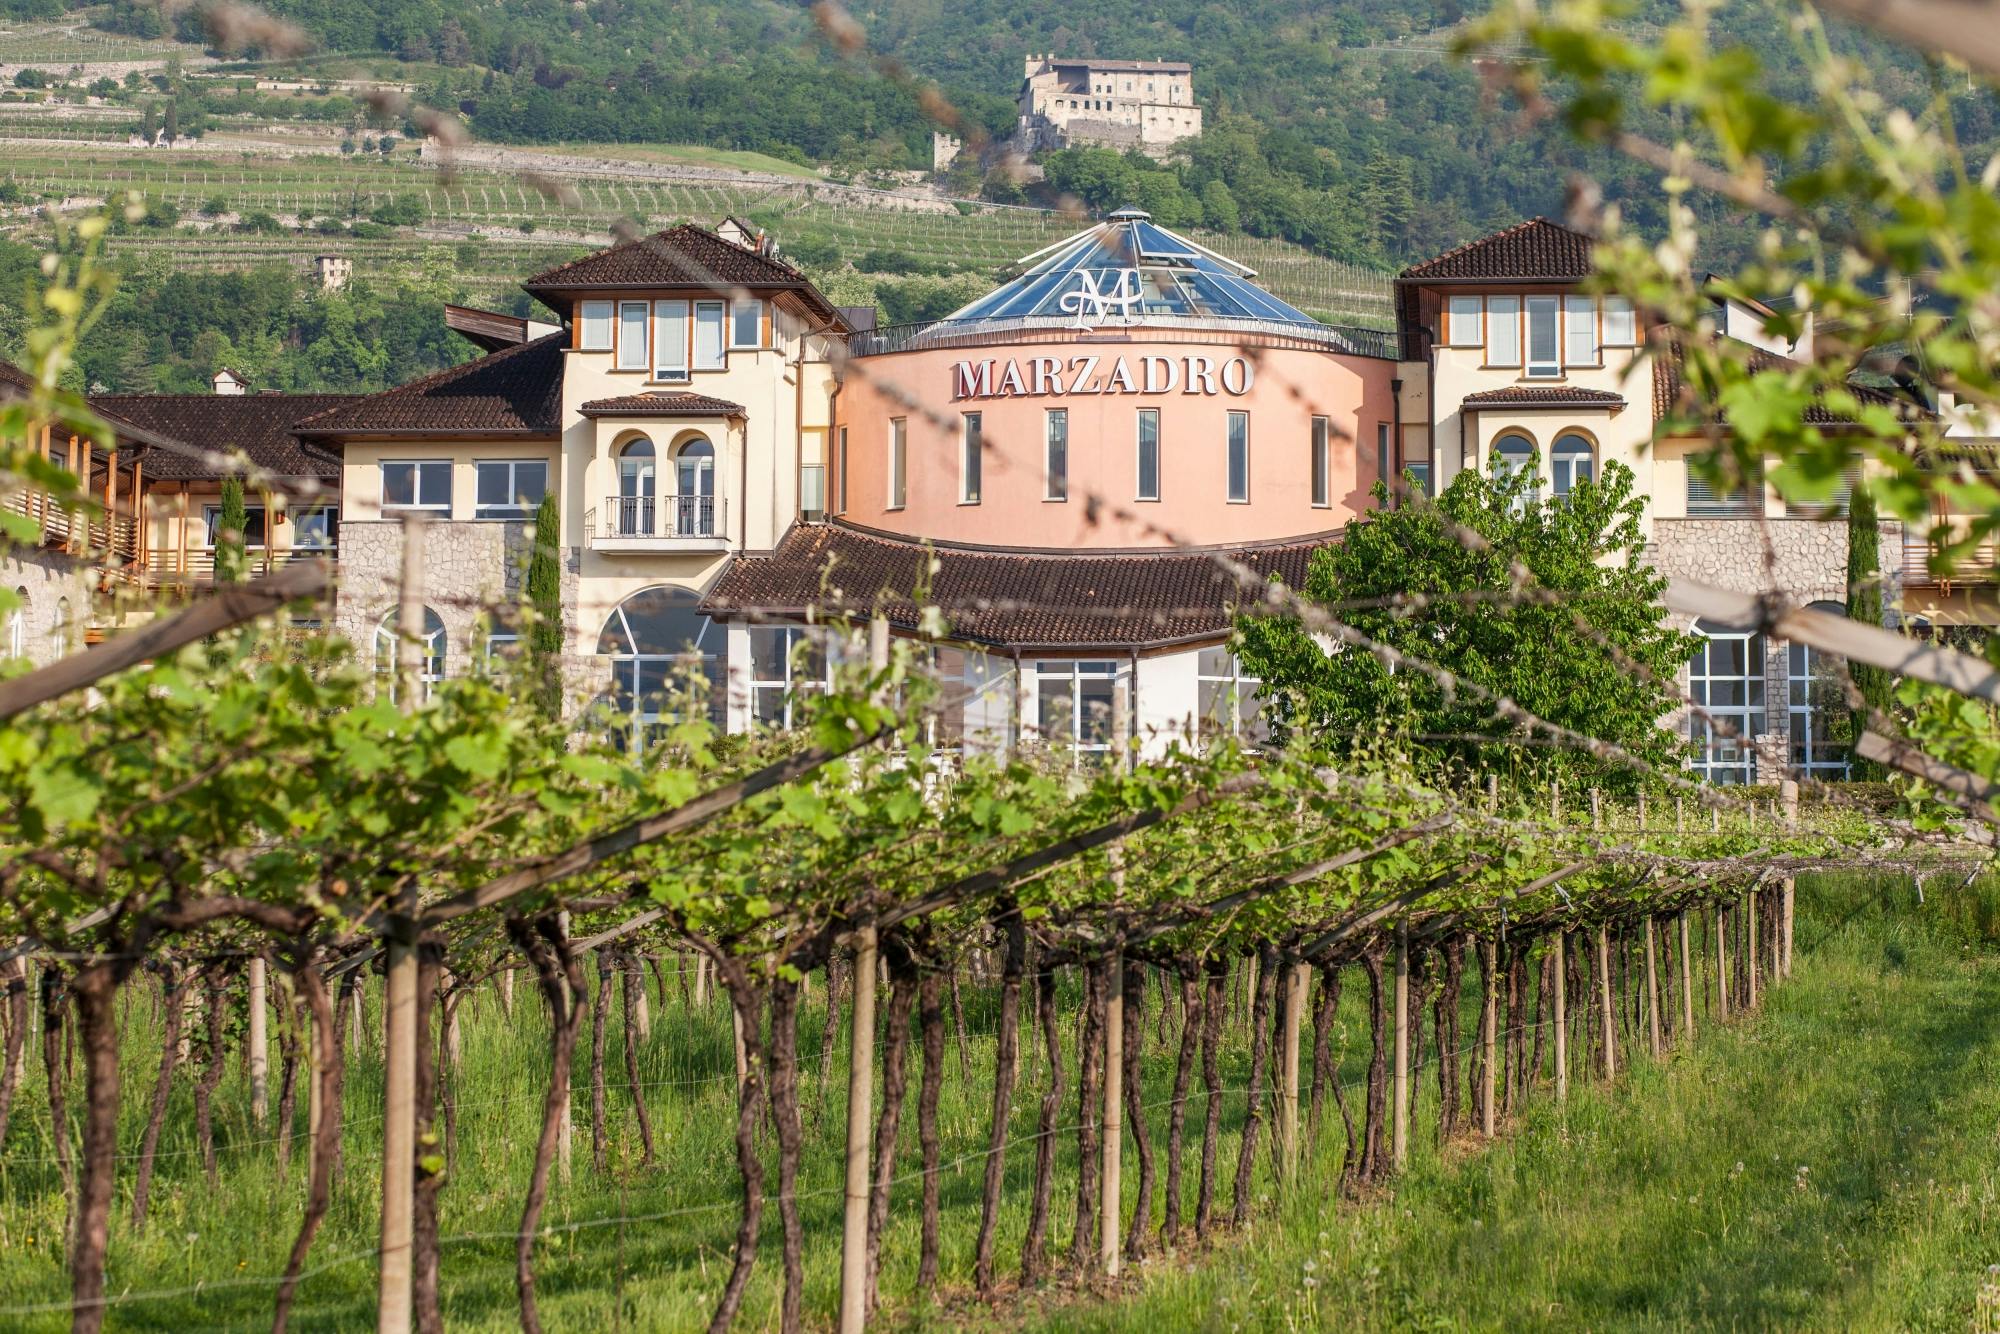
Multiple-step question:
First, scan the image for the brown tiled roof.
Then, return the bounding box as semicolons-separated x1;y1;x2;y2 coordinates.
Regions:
580;392;745;418
703;522;1330;650
0;358;183;457
1462;386;1625;409
294;335;564;438
523;223;827;303
90;393;360;481
1398;218;1596;282
1651;334;1927;429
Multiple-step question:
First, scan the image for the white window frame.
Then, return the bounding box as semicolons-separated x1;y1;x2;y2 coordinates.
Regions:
202;501;268;550
1551;434;1593;498
653;300;688;381
960;412;982;504
730;298;763;350
1446;295;1483;347
749;624;830;731
473;458;548;520
579;300;613;351
380;460;452;514
1376;421;1392;492
1136;408;1160;502
1487;295;1521;367
1688;619;1766;784
1787;607;1851;779
1311;415;1330;508
836;426;849;514
1197;648;1265;745
1226;410;1250;503
1602;295;1636;347
616;301;649;371
1045;408;1068;501
1035;659;1121;761
1564;294;1599;366
888;417;907;510
1525;296;1561;378
375;608;445;703
292;504;337;550
693;300;726;371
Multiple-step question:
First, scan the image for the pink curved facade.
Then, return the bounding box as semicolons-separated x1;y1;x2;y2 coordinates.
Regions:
833;331;1396;549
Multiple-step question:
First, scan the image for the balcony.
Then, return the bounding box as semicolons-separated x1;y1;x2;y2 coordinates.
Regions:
6;490;142;566
590;494;730;553
1903;534;1999;589
143;544;338;588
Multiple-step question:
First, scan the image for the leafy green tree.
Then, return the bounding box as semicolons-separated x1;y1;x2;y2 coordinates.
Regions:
526;490;564;718
1845;483;1892;777
1237;458;1697;788
214;476;248;583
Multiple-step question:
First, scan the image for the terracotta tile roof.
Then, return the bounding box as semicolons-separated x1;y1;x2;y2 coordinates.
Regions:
523;223;822;299
702;522;1331;650
90;393;360;481
1651;334;1928;429
1398;218;1597;282
294;335;564;438
1461;385;1625;409
0;358;184;456
580;391;745;418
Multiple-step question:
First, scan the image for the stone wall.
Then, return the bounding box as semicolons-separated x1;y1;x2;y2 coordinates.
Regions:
1650;515;1902;777
1;547;97;669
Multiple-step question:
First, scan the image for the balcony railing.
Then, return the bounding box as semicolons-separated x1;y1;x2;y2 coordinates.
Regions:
601;494;725;540
5;490;140;563
1904;534;1999;588
143;544;338;583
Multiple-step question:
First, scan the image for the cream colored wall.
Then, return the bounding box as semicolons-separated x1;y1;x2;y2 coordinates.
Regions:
1650;434;1794;519
338;439;558;523
140;480;341;563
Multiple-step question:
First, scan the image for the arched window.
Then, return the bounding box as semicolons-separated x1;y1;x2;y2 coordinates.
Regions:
1688;616;1766;784
597;586;727;747
7;587;27;661
673;436;717;536
375;607;446;702
1552;433;1594;498
52;596;72;653
1492;433;1536;513
1788;601;1851;778
614;437;656;537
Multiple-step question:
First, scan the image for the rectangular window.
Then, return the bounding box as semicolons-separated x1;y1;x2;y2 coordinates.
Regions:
1136;408;1159;501
730;299;763;349
1564;294;1598;365
1686;462;1765;517
1375;421;1391;491
1602;295;1636;346
579;300;613;350
474;459;548;519
1487;295;1521;366
203;502;267;549
1405;460;1432;497
1311;416;1330;507
1526;296;1560;377
1037;659;1119;759
1446;295;1483;346
1197;648;1267;745
616;301;649;370
750;625;829;730
380;460;451;513
1226;410;1249;503
653;300;688;380
836;427;849;513
960;412;982;503
693;301;726;370
292;505;336;550
888;418;906;509
1045;408;1068;501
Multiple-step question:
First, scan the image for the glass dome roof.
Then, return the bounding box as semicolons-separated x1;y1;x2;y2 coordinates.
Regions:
941;208;1321;328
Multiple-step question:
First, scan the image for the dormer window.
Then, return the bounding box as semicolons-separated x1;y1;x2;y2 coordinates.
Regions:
579;300;613;351
1525;296;1560;378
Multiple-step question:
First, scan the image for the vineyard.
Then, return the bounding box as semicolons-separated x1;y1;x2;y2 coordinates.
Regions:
0;504;1980;1333
0;143;1397;323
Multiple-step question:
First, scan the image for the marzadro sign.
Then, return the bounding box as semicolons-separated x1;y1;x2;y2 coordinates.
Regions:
951;354;1255;401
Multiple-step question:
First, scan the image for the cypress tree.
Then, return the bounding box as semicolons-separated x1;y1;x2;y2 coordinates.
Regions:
1845;482;1893;777
215;476;247;584
526;491;564;719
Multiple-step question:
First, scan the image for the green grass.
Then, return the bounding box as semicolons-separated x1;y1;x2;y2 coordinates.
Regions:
1044;874;2000;1332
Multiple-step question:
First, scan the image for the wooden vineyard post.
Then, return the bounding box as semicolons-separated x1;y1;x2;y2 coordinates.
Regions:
1716;907;1730;1017
1590;787;1601;830
1552;932;1568;1102
1279;960;1307;1184
1480;937;1498;1136
1637;790;1648;830
1781;778;1798;980
1676;796;1685;833
248;955;268;1125
1596;926;1616;1081
1746;888;1760;1009
378;515;425;1334
1392;924;1410;1169
839;615;890;1334
1643;918;1663;1059
1678;913;1695;1039
1101;683;1129;1276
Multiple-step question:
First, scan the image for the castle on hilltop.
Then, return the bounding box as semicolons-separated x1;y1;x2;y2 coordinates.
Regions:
1016;54;1202;159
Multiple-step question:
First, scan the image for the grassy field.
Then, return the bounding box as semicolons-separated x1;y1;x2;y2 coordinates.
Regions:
1045;873;2000;1332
